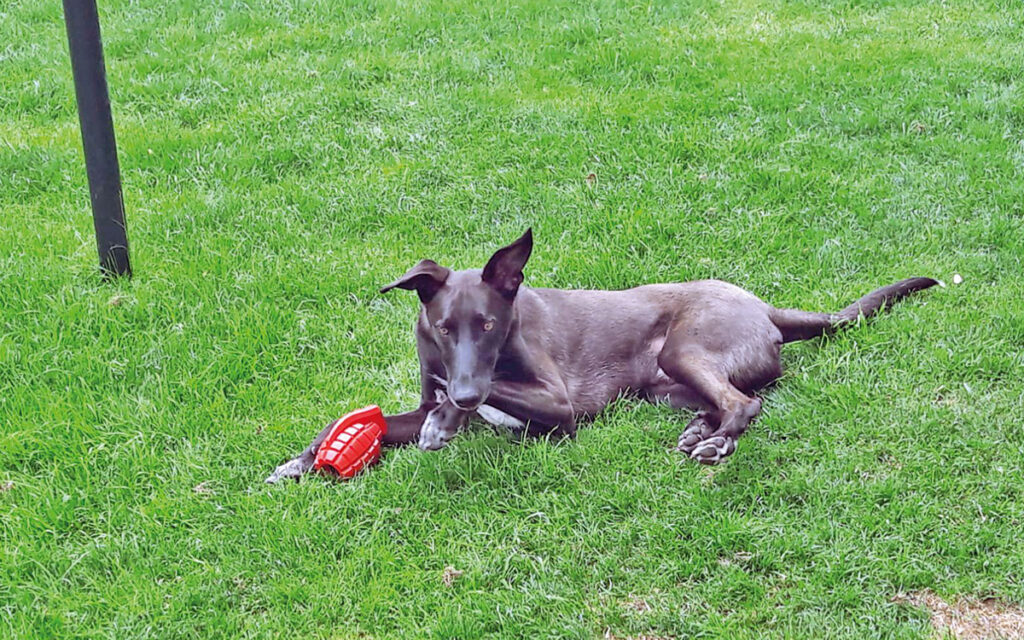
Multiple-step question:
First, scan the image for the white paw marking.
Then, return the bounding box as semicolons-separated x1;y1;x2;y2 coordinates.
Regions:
690;444;722;464
418;404;452;450
475;404;525;430
265;458;309;484
677;432;702;451
689;437;735;465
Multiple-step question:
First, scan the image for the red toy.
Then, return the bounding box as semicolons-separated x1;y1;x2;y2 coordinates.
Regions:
313;405;388;478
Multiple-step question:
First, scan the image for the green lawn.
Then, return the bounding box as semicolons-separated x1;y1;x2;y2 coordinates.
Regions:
3;0;1024;637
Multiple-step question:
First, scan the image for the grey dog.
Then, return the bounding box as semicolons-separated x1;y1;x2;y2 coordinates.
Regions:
266;229;937;482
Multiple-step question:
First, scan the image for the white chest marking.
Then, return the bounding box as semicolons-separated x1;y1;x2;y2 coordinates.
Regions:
475;404;526;430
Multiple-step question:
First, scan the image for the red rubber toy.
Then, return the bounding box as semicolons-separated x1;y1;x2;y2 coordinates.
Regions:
313;405;387;478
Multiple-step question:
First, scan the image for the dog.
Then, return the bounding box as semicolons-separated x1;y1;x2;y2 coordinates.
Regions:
266;229;937;483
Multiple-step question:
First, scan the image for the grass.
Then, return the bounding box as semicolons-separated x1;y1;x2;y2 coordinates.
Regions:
2;0;1024;637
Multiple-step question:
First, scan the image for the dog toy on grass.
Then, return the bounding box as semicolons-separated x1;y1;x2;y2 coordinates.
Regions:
313;405;387;478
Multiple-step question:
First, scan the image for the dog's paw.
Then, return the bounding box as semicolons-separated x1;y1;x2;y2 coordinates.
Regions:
677;415;716;455
265;457;312;484
689;436;736;465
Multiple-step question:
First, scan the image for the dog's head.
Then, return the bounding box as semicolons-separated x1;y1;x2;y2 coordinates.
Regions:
380;229;533;411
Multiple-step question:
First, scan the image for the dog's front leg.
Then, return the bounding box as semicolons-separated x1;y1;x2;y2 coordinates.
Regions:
264;417;345;484
485;379;576;438
265;363;447;483
264;405;439;483
416;392;472;450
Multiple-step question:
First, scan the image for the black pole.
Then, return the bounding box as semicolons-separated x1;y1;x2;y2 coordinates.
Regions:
63;0;131;278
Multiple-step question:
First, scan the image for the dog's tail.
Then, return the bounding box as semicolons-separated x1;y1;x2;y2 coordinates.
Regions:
769;277;940;343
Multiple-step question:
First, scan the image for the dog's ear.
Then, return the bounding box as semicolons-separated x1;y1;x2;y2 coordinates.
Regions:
380;259;451;303
482;228;533;299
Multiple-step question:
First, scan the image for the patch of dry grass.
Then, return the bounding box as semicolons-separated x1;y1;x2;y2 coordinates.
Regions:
896;591;1024;640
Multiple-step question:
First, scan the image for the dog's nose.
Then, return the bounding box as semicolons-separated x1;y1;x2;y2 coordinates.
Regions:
449;389;483;409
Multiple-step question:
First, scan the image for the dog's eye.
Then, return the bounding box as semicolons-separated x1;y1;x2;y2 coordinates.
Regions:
438;326;449;336
483;320;494;332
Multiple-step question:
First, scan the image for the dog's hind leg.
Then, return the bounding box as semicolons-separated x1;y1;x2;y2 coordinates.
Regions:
643;382;722;454
688;397;762;464
657;345;763;465
676;412;720;456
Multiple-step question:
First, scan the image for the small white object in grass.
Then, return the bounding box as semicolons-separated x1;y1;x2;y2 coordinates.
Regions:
442;566;463;587
953;273;963;284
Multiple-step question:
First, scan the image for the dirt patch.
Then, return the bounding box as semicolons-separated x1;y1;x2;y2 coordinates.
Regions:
895;590;1024;639
620;596;652;614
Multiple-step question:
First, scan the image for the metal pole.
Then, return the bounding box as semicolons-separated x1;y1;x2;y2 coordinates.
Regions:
63;0;131;278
